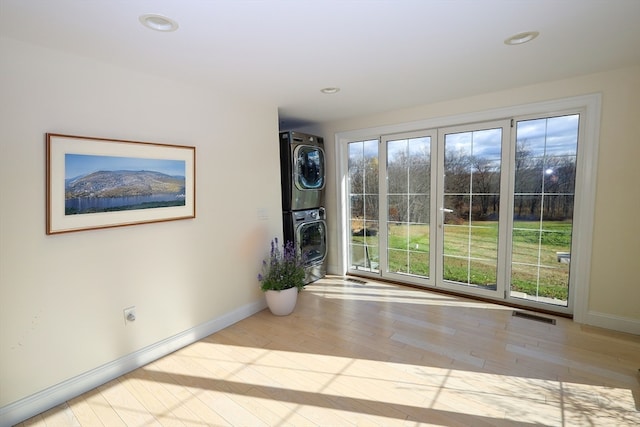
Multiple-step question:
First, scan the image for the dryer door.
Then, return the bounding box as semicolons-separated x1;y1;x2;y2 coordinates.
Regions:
294;145;325;191
296;219;327;266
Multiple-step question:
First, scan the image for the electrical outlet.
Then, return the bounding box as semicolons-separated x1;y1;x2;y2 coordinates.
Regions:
123;306;136;325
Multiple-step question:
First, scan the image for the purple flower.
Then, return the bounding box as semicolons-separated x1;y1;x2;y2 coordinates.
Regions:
258;237;305;292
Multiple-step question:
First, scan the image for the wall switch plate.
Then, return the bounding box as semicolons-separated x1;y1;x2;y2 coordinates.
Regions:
123;306;136;325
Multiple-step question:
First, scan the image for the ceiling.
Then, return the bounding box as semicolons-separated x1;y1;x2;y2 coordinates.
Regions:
2;0;639;129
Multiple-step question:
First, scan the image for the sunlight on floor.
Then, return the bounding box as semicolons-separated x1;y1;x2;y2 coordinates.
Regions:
21;277;639;426
306;281;517;310
139;341;638;426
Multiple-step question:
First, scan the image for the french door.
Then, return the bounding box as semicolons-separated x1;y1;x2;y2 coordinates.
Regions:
347;114;580;313
437;120;510;298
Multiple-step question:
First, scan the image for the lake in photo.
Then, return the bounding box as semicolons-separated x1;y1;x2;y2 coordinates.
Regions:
65;154;186;215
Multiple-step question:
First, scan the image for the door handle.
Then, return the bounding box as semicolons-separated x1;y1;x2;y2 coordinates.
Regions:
439;208;453;228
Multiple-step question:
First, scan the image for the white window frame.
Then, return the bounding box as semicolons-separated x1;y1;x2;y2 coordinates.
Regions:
335;94;601;322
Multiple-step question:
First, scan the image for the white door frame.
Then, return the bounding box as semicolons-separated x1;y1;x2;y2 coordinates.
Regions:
336;94;601;323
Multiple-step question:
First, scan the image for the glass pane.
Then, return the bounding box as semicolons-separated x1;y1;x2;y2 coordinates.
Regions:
515;162;543;194
409;137;430;160
350;244;367;268
540;227;572;263
387;167;407;194
510;265;569;303
514;118;547;157
348;140;379;272
469;260;497;288
472;194;499;220
444;133;471;194
296;146;324;189
364;195;379;220
511;115;578;306
409;250;430;276
350;242;379;271
350;139;379;194
409;223;430;254
443;255;468;284
299;221;325;265
351;219;379;245
349;144;364;194
350;195;363;219
511;227;541;264
387;139;406;161
364;140;379;194
443;224;469;257
543;156;576;194
388;222;408;249
362;220;379;242
349;173;363;194
388;139;408;194
472;129;502;160
513;195;542;220
409;137;430;193
537;265;569;302
388;248;408;274
388;195;407;222
470;224;498;262
408;194;429;223
443;127;501;289
545;115;579;156
443;195;469;224
409;162;430;194
510;265;537;297
350;217;365;245
385;135;432;279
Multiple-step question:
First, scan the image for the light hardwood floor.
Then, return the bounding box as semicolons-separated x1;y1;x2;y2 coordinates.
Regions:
18;276;640;426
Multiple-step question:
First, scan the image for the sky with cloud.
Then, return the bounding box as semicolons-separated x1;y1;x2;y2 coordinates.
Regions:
65;154;185;179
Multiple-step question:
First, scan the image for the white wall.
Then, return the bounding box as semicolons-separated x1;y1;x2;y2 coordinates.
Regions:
0;37;283;411
309;65;640;334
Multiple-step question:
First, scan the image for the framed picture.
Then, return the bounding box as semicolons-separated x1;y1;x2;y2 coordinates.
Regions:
46;133;196;234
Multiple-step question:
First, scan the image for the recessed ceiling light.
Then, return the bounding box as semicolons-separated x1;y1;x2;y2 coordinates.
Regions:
139;14;179;32
320;87;340;94
504;31;539;45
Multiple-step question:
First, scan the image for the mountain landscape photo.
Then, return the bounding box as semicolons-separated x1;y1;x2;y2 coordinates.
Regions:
65;170;186;214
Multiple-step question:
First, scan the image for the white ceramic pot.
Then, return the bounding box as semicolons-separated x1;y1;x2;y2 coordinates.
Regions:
264;287;298;316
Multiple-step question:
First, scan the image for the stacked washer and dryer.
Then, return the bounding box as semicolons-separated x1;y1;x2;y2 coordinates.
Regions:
279;131;327;284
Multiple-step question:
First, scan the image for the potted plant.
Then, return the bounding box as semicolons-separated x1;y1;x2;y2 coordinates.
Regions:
257;237;305;316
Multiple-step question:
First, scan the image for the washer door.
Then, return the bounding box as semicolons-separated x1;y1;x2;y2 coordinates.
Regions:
294;145;325;191
296;220;327;266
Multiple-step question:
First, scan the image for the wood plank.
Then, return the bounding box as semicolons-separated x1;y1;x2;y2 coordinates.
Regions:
17;276;640;426
66;394;104;427
97;379;162;426
74;386;126;427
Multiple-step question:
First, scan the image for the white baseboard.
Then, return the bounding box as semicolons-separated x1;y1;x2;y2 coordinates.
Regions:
0;300;267;427
583;310;640;336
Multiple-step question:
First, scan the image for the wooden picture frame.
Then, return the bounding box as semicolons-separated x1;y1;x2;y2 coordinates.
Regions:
46;133;196;234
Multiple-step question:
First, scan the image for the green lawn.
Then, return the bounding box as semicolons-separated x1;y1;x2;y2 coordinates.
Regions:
351;220;572;300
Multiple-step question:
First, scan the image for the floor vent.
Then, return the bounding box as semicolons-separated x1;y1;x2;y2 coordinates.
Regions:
512;311;556;324
345;278;368;285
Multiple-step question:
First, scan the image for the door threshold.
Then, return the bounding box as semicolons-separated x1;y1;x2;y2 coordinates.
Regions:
345;273;572;319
